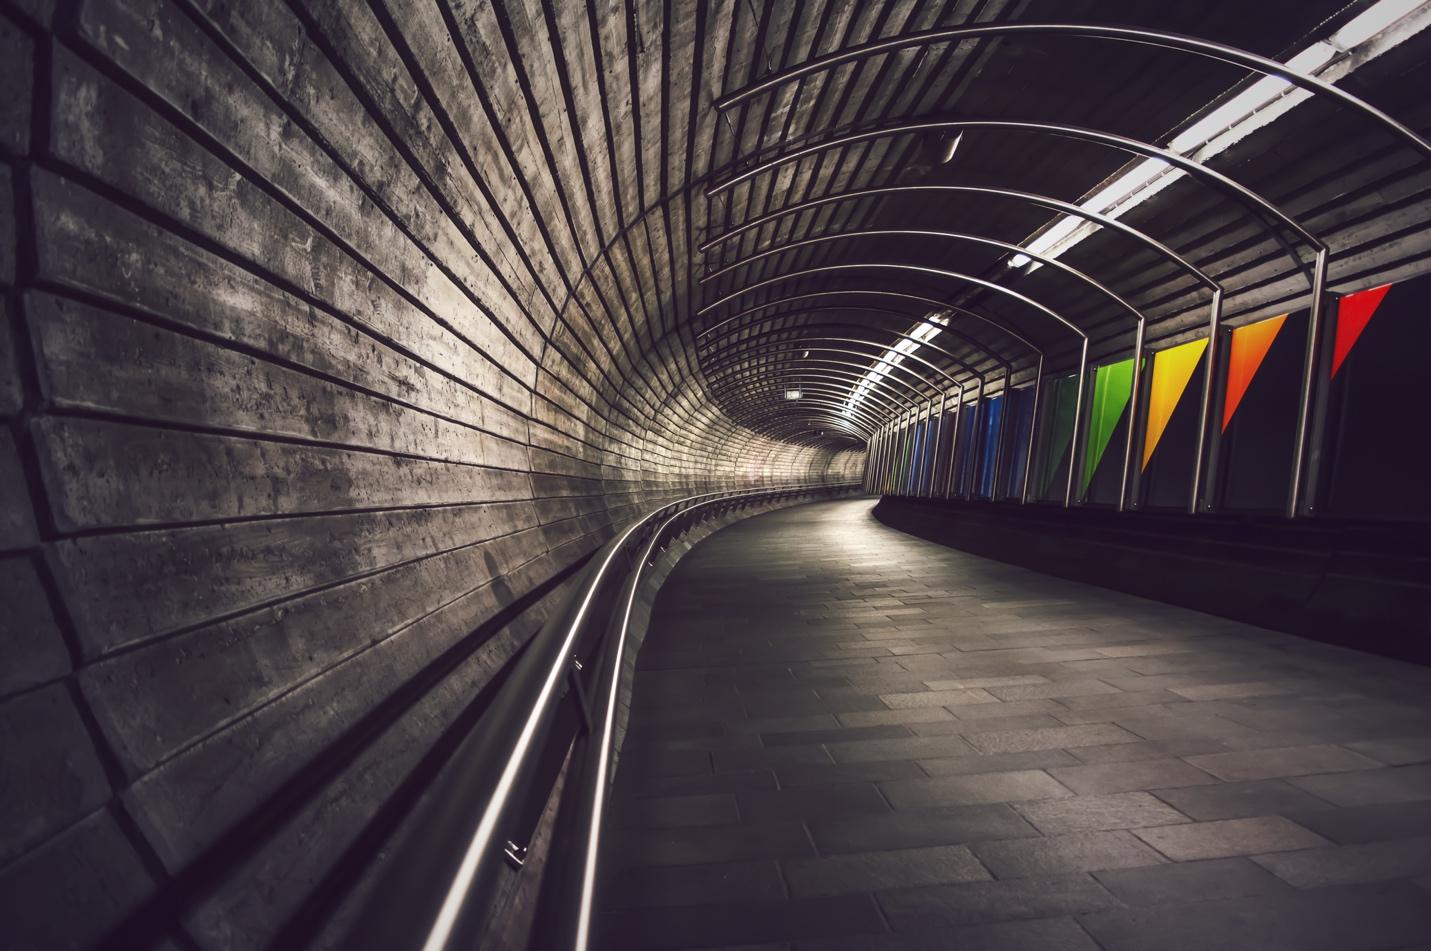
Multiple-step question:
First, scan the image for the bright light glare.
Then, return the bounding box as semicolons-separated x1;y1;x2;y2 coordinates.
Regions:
846;312;948;415
1004;0;1430;273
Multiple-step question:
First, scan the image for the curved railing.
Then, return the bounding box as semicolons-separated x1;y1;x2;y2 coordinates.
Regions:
347;481;861;950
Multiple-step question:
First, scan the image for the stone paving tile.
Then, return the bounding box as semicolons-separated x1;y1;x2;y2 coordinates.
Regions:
877;874;1123;929
808;805;1039;854
1077;882;1431;951
621;821;815;867
880;770;1074;810
833;707;954;728
792;915;1102;950
1346;734;1431;766
1014;792;1190;834
600;894;887;950
965;723;1141;754
1152;778;1335;820
612;793;741;830
971;830;1167;878
784;844;990;897
908;713;1067;736
760;724;911;747
736;783;889;822
879;688;998;708
1184;744;1382;781
1290;763;1431;806
825;734;975;764
1252;835;1431;887
1132;816;1330;860
609;859;787;907
917;749;1080;778
601;501;1431;946
1287;800;1431;843
774;760;925;788
1092;856;1293;905
1048;758;1218;794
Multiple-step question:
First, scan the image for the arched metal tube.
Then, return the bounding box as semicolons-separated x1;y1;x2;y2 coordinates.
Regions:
702;336;966;396
698;184;1217;289
726;397;881;437
713;380;911;428
699;289;1043;355
712;22;1431;161
701;227;1151;510
706;118;1322;253
699;318;991;391
705;357;934;414
698;264;1087;505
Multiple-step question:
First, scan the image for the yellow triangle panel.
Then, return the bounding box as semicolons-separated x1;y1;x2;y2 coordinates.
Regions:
1142;338;1208;470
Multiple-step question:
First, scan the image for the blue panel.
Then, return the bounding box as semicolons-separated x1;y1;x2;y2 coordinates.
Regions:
977;395;1005;498
1002;386;1036;499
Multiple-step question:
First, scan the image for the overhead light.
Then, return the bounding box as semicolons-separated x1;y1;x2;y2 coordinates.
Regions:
845;312;949;415
785;388;803;400
1004;0;1431;272
941;131;964;164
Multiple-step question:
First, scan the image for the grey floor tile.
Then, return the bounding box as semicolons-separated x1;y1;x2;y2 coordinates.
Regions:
1048;758;1218;794
808;804;1039;854
880;770;1074;810
1151;778;1335;820
1092;856;1293;905
1290;764;1431;806
1185;744;1383;782
917;749;1080;777
966;723;1141;754
1252;834;1431;887
613;793;741;830
1077;882;1431;951
623;821;815;867
877;874;1122;929
793;916;1101;950
1015;792;1190;834
610;860;788;907
1287;800;1431;843
784;844;990;897
1345;735;1431;766
971;830;1166;878
736;783;890;822
600;893;887;950
1133;816;1330;860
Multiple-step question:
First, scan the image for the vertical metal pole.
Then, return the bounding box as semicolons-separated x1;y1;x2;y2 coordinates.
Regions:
930;391;946;500
1021;355;1043;505
965;376;985;499
990;364;1011;501
1189;289;1224;514
1288;248;1329;519
946;390;963;499
1118;319;1147;513
1065;338;1090;508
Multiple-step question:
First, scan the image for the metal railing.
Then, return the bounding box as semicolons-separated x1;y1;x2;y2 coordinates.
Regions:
347;480;860;950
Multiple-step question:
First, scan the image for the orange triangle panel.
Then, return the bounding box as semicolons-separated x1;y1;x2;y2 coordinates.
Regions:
1222;314;1286;432
1331;284;1391;379
1142;338;1207;470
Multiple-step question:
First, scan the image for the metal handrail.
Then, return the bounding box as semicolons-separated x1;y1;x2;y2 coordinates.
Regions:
346;480;861;950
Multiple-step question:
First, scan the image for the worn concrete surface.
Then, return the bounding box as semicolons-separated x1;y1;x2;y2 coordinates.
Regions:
602;499;1431;950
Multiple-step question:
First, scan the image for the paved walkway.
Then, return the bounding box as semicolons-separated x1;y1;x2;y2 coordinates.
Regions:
598;499;1431;950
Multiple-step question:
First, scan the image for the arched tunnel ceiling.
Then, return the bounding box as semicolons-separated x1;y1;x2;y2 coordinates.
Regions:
543;0;1431;451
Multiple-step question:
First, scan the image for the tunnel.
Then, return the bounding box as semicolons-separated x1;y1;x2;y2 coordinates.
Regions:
3;0;1431;948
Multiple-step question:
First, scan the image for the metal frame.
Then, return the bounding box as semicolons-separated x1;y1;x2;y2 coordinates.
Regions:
698;263;1087;505
704;116;1335;517
701;228;1152;509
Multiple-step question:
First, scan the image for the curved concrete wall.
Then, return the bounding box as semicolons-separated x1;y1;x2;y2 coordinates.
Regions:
0;4;860;949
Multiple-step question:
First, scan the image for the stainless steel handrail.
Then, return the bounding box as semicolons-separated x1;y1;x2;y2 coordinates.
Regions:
346;480;861;950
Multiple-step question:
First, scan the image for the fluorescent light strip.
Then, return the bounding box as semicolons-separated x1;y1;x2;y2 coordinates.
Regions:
845;313;948;415
1006;0;1431;271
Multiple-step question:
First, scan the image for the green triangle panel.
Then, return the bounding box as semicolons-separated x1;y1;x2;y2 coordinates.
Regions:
1038;375;1080;496
1081;358;1135;495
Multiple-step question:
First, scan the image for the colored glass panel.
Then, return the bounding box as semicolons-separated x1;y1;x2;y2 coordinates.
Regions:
1081;358;1134;494
1038;375;1079;497
1223;314;1286;431
1331;284;1391;379
978;395;1004;498
1142;338;1208;470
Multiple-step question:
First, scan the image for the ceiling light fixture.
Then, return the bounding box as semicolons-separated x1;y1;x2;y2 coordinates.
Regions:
1005;0;1431;271
845;312;949;415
